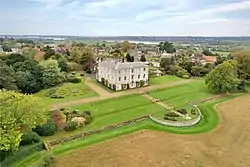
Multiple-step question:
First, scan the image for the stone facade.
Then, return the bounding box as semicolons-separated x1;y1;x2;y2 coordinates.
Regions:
96;60;149;91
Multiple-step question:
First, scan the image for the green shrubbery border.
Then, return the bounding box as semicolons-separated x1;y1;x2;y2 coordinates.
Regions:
0;142;45;167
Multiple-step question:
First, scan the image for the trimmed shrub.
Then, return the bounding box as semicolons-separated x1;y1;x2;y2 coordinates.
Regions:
60;108;65;111
66;75;81;83
71;71;76;75
165;112;179;117
20;131;40;146
101;77;105;85
33;121;56;136
44;88;58;97
50;94;64;99
64;121;78;131
177;108;188;115
164;117;177;121
191;109;196;115
86;69;92;74
80;73;85;76
112;84;116;90
140;80;145;87
182;75;190;79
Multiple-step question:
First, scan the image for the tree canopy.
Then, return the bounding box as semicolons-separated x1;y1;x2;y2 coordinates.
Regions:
205;61;240;93
233;51;250;79
40;59;65;88
0;90;47;151
0;60;18;91
158;42;176;53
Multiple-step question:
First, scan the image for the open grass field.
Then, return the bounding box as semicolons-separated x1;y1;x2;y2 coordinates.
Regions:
149;75;183;85
35;81;98;106
55;95;250;167
45;94;166;139
148;80;213;109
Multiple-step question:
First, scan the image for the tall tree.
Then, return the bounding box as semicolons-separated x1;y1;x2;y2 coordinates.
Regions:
13;60;44;93
0;60;18;90
121;41;132;52
140;55;146;62
205;61;240;93
0;90;47;151
40;59;65;88
159;42;176;53
125;53;132;62
202;49;213;56
160;57;175;73
234;51;250;79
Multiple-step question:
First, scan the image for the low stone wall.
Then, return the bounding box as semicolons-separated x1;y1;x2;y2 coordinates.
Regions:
149;105;202;127
46;115;149;149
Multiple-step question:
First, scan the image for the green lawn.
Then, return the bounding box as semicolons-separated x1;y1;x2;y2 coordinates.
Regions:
149;75;183;85
51;94;240;156
35;81;98;106
148;80;213;109
45;94;166;139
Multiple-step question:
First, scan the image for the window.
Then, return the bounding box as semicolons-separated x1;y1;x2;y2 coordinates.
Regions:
124;76;126;81
131;69;134;73
131;75;134;79
119;77;121;81
118;71;121;74
143;74;146;78
143;68;146;71
138;75;140;79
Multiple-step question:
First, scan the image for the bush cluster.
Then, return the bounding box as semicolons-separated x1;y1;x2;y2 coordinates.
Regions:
44;88;58;97
191;109;196;115
50;94;64;99
165;112;179;117
33;121;56;136
176;108;188;115
67;76;81;83
164;117;177;121
20;131;40;146
64;121;78;131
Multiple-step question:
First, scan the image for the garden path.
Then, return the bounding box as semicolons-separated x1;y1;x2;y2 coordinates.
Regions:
51;79;193;110
142;94;185;117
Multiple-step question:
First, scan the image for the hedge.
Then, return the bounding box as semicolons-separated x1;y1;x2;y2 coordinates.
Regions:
0;142;45;167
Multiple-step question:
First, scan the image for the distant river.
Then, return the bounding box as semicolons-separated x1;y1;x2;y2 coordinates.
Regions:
106;40;160;44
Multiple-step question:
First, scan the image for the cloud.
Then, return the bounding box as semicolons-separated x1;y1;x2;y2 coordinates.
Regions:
1;0;250;36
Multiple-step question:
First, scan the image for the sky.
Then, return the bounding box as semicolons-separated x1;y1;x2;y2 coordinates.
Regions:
0;0;250;36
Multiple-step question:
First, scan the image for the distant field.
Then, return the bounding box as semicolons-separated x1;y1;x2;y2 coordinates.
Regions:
35;81;98;106
149;75;183;85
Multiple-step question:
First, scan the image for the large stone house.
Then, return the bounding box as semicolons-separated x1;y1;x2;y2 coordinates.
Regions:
96;60;149;91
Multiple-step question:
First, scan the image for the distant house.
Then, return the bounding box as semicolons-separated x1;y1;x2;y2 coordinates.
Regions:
203;56;217;64
96;60;149;91
11;48;20;53
191;53;217;65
